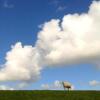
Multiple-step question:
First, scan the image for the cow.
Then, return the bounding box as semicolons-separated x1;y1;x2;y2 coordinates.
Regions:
62;81;71;90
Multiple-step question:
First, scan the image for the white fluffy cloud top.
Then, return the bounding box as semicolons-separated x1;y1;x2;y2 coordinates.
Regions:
0;1;100;82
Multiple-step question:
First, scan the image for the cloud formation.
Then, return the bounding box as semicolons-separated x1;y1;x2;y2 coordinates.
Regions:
0;1;100;84
3;0;14;8
0;43;41;81
36;1;100;67
41;80;62;90
0;85;14;90
41;84;50;90
57;6;66;11
89;80;100;86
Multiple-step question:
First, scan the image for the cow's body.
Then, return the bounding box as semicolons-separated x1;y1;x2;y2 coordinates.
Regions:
62;82;71;90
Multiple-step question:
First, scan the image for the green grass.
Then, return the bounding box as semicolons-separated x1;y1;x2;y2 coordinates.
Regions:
0;90;99;100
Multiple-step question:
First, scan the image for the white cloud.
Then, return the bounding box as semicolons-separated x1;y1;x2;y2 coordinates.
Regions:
41;84;50;90
57;6;66;11
54;80;62;88
16;82;29;89
0;42;42;81
36;0;100;67
71;85;75;90
3;0;14;8
41;80;62;90
89;80;100;86
0;1;100;84
0;85;14;90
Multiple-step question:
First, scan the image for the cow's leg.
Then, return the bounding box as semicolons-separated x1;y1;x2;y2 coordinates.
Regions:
64;87;66;90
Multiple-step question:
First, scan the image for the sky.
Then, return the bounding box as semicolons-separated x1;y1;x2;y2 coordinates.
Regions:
0;0;100;90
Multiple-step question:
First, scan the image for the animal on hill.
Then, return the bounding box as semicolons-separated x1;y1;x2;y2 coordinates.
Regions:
62;81;71;90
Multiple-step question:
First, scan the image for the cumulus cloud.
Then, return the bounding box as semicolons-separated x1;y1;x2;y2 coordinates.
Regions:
0;42;42;81
53;80;62;88
41;80;62;90
0;1;100;84
37;0;100;67
0;85;14;90
89;80;100;86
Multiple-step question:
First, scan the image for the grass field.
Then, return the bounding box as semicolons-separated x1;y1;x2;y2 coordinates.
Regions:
0;90;99;100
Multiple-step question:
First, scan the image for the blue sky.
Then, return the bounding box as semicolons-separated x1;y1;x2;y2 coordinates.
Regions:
0;0;100;90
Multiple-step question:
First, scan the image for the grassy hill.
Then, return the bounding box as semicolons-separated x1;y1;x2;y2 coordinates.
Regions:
0;90;99;100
